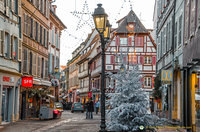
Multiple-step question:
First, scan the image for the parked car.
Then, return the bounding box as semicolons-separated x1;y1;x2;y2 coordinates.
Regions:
71;103;84;113
53;102;63;119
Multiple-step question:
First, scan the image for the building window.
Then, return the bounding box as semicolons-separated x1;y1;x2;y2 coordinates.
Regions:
33;53;37;76
14;0;18;14
144;56;152;64
4;32;10;58
120;38;128;45
135;36;144;46
41;58;44;78
144;77;152;87
56;57;59;68
178;15;182;45
35;22;38;41
12;36;18;60
40;25;43;44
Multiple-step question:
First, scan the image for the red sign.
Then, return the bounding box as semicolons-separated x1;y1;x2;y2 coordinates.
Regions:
22;76;33;87
3;76;10;82
88;92;92;98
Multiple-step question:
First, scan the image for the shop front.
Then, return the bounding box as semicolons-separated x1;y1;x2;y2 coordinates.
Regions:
0;72;21;124
20;77;51;119
189;71;200;132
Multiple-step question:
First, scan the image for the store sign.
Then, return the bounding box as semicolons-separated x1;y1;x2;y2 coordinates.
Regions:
88;92;92;98
21;76;33;87
3;76;10;82
161;70;173;83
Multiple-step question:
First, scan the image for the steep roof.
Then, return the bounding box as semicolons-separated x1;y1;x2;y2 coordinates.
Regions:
116;10;148;33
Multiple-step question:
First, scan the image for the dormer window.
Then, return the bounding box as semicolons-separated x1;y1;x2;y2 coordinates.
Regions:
127;23;135;32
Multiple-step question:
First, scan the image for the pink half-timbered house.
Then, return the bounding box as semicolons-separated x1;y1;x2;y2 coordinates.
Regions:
105;10;157;95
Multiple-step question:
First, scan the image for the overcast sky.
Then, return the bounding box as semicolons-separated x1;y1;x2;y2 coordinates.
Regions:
54;0;155;65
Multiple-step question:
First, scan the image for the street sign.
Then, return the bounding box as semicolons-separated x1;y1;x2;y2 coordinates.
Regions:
21;76;33;87
88;92;92;98
161;70;173;83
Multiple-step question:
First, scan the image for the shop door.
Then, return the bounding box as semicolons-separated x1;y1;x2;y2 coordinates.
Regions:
21;91;26;120
1;88;9;122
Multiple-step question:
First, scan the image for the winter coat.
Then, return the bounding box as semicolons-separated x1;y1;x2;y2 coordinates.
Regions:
87;101;94;112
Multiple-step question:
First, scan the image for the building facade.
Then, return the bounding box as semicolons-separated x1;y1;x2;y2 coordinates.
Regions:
154;0;185;124
105;10;157;95
0;0;22;124
182;0;200;131
67;43;85;103
77;30;100;103
48;3;66;102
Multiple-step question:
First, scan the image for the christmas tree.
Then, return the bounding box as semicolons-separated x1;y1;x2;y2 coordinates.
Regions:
106;62;164;131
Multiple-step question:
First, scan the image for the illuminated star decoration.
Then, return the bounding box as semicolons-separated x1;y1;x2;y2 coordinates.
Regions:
114;0;134;22
71;0;94;31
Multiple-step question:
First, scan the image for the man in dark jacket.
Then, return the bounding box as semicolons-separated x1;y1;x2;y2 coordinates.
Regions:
86;98;94;119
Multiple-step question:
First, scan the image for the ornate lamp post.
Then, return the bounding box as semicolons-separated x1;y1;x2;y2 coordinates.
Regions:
93;3;111;132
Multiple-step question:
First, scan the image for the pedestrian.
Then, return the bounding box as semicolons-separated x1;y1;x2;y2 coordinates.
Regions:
86;100;89;119
87;98;94;119
95;100;100;114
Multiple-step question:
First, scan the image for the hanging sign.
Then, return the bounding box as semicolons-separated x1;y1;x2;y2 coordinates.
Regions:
88;92;92;98
21;76;33;87
161;70;173;83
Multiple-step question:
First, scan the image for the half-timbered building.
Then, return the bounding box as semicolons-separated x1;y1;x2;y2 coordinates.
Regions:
104;10;157;96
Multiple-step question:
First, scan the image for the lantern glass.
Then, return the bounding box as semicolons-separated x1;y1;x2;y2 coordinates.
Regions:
93;4;108;33
104;20;111;39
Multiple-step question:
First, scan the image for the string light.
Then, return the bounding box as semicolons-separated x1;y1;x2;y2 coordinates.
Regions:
70;0;94;31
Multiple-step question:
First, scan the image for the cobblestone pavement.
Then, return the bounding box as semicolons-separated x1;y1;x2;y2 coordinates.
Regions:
0;110;100;132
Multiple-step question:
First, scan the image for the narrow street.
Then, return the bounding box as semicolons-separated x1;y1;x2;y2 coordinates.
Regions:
0;111;100;132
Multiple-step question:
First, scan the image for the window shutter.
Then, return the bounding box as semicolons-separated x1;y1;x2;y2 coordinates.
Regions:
0;0;5;13
0;31;4;56
128;37;132;46
11;0;14;12
140;56;144;64
5;0;9;17
49;53;52;73
123;56;127;63
115;36;120;46
27;51;30;74
132;56;137;64
111;55;115;64
47;31;49;49
23;49;27;73
18;39;22;61
152;56;156;65
11;35;13;59
152;77;155;88
8;34;11;58
38;24;40;43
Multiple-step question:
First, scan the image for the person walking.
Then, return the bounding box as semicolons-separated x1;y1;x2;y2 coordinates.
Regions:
86;100;89;119
95;100;99;114
87;98;94;119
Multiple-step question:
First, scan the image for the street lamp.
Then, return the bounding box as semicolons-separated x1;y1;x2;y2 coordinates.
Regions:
93;3;111;132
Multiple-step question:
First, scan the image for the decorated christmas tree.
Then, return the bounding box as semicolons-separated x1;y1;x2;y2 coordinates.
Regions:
106;61;163;131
